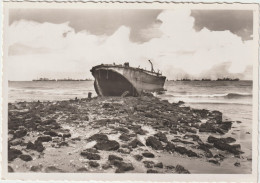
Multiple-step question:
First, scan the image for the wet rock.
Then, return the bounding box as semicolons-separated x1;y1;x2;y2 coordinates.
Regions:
143;161;154;168
208;159;220;165
63;133;71;138
171;138;194;145
37;135;52;142
108;154;123;161
8;166;14;172
102;163;112;170
175;146;198;157
133;154;143;161
113;160;134;173
198;143;213;158
234;162;241;167
83;148;99;154
175;165;190;174
45;166;64;173
44;131;59;137
80;151;100;160
27;140;44;152
209;110;222;123
88;134;108;142
128;139;144;148
154;162;163;168
8;148;22;161
88;161;100;168
213;141;241;155
142;152;155;158
14;129;27;138
77;167;88;172
19;154;33;161
164;142;175;152
118;148;131;154
146;136;163;150
94;140;120;151
119;133;131;141
219;121;232;131
154;132;168;143
147;169;159;173
10;139;23;146
208;136;236;144
30;165;43;172
58;141;69;147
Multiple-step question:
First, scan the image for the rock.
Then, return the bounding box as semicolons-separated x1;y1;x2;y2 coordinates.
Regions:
147;169;159;173
108;154;123;161
94;140;120;151
133;154;143;161
63;133;71;138
114;161;134;173
209;110;222;123
175;165;190;174
8;166;14;172
219;121;232;131
19;154;33;161
146;136;163;150
198;143;213;158
164;142;175;152
143;161;154;168
128;139;144;148
8;148;22;161
58;141;69;147
166;165;175;170
154;162;163;168
142;152;155;158
80;151;101;160
83;148;99;154
44;131;59;137
77;167;88;172
10;139;23;146
102;163;112;170
37;135;52;142
88;161;100;168
208;159;220;165
88;134;108;142
213;141;241;155
208;136;236;144
118;148;131;154
30;165;43;172
34;140;45;152
119;133;131;141
154;132;168;143
45;166;64;173
175;146;198;157
234;162;241;167
14;129;27;138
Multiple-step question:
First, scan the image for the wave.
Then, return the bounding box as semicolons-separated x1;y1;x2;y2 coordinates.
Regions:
169;92;252;99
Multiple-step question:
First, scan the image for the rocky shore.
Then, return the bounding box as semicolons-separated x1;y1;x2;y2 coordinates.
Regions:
8;95;250;173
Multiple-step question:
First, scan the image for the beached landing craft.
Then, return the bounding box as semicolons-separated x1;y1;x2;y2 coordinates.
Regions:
90;60;166;96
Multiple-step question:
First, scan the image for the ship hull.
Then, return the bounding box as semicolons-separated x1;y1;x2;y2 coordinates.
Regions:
91;65;166;96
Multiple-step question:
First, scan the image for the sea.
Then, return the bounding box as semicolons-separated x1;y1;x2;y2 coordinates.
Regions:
8;80;253;172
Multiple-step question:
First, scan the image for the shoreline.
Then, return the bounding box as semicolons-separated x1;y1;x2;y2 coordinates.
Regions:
7;95;251;173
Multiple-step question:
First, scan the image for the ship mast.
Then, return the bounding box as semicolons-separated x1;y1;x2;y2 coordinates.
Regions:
148;60;154;72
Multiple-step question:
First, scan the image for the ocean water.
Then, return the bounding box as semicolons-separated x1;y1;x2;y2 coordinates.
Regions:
8;80;253;171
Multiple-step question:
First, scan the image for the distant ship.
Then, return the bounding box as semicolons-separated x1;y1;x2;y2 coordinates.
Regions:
216;78;239;81
90;60;166;96
32;78;92;81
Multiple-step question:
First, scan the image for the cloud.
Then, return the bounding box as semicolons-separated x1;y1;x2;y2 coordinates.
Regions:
7;9;253;81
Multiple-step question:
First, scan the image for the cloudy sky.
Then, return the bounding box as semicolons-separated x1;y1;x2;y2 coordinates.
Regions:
7;9;253;81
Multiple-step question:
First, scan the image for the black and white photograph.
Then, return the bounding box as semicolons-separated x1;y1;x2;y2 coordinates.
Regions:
1;2;259;182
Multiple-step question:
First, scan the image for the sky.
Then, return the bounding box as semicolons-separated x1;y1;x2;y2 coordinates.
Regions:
7;9;254;81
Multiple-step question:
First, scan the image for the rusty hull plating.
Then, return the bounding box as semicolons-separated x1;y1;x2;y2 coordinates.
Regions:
90;63;166;97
